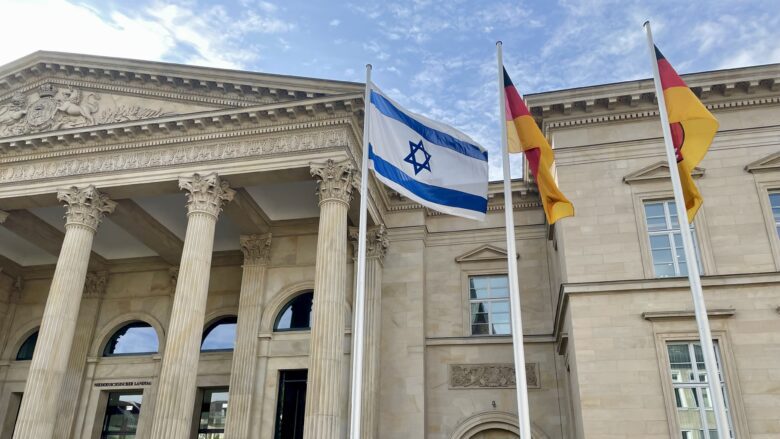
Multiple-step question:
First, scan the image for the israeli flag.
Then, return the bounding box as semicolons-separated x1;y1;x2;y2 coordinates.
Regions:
367;84;489;220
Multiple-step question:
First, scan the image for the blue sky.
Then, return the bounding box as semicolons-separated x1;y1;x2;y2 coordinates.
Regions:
1;0;779;179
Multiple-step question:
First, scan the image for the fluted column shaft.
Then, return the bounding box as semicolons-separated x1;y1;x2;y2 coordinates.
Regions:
350;226;388;439
150;173;234;439
53;272;106;439
13;186;115;439
223;234;272;439
303;159;357;439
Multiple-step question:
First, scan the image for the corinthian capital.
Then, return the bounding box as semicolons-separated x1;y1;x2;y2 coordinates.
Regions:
179;173;236;218
310;159;357;205
57;186;116;231
84;271;108;297
240;233;273;265
349;224;389;262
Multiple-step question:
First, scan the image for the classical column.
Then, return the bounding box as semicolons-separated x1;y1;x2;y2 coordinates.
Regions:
223;233;272;439
303;159;357;439
53;271;107;439
349;225;389;439
149;173;234;439
13;186;115;439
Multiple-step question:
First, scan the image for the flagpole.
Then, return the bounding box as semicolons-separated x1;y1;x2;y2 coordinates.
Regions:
643;22;730;439
496;41;532;439
348;63;372;439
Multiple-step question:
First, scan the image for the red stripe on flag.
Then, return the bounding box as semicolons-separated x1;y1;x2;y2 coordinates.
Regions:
504;84;530;120
657;58;687;90
525;146;541;179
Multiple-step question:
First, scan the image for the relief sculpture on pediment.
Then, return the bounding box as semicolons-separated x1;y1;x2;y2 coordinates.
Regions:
0;83;175;137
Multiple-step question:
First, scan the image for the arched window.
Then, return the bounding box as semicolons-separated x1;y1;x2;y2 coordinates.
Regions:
16;330;38;361
103;321;159;357
274;291;313;332
201;316;238;352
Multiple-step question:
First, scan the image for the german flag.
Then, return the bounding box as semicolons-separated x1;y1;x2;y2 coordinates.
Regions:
654;45;718;221
503;67;573;224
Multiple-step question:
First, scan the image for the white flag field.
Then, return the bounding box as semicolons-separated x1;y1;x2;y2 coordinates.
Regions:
366;84;489;220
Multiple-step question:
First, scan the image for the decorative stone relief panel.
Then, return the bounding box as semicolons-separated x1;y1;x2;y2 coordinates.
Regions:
449;363;540;389
0;82;216;137
0;127;350;184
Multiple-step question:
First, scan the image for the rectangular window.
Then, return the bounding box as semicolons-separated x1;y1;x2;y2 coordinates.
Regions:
644;200;702;278
667;342;733;439
100;391;143;439
469;274;510;335
770;191;780;238
197;388;229;438
275;370;308;439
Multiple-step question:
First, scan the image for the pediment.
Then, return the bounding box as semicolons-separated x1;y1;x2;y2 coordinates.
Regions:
623;161;704;184
455;244;518;263
0;51;363;138
745;152;780;173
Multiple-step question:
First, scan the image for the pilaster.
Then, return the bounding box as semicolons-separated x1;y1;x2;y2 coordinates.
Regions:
149;173;234;439
223;233;272;439
13;185;114;439
303;159;356;439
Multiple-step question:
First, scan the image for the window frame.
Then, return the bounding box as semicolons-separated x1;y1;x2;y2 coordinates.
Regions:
632;190;715;279
99;390;144;439
14;330;38;361
273;291;314;333
195;387;229;437
102;321;159;357
462;271;511;337
758;185;780;270
654;331;749;439
200;316;238;353
643;199;703;278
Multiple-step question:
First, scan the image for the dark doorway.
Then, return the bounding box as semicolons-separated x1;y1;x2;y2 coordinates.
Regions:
274;369;307;439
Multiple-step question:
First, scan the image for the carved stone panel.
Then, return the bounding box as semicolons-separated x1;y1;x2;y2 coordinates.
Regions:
449;363;540;389
0;83;214;137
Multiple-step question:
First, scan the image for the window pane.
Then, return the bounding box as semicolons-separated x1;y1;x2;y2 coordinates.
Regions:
668;344;693;383
654;263;677;278
471;302;487;314
471;324;489;335
492;323;511;335
489;276;508;289
199;388;228;433
101;391;143;437
16;331;38;361
202;317;237;351
650;234;672;250
470;277;488;290
472;312;488;324
652;248;674;264
491;312;510;324
103;322;159;356
274;292;313;331
490;301;509;314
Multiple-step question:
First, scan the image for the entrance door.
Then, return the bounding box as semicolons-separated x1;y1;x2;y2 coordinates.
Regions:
275;369;307;439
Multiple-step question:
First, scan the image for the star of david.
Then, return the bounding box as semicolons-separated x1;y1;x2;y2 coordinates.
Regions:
403;139;432;175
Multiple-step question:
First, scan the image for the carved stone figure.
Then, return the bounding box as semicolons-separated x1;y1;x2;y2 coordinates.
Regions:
56;87;100;125
0;93;27;127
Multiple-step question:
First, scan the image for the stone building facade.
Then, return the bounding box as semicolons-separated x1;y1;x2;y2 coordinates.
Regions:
0;52;777;439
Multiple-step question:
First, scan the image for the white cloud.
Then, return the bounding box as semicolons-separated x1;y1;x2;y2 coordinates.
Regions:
329;19;341;26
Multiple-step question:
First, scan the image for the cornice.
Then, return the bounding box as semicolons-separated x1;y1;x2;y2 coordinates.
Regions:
0;93;363;156
0;51;363;103
526;64;780;128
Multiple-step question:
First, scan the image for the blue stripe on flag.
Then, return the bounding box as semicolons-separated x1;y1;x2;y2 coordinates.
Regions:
370;91;488;162
369;144;487;214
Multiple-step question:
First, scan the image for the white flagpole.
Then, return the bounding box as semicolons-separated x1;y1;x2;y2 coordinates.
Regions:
348;63;372;439
643;22;730;439
496;41;532;439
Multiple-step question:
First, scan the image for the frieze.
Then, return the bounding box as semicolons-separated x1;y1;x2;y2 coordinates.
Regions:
0;83;177;137
449;363;540;389
0;128;351;184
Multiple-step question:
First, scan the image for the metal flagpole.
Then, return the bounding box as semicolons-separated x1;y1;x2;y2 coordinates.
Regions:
348;63;373;439
496;41;532;439
643;22;730;439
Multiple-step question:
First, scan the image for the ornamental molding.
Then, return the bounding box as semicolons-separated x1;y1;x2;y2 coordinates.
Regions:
57;185;116;231
0;52;363;108
240;233;273;265
84;271;108;297
349;224;389;261
745;151;780;173
455;244;518;263
449;363;540;389
179;173;235;218
310;158;357;205
0;93;362;155
623;161;705;184
0;127;353;185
